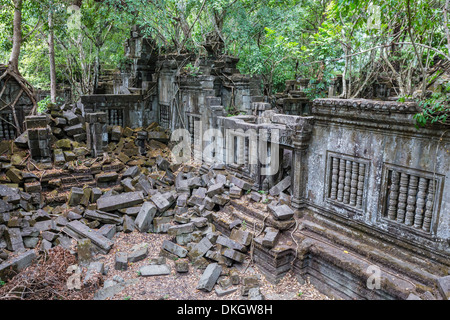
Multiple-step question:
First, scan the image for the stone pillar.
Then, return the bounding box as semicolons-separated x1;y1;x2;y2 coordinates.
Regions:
291;117;314;209
86;112;107;157
26;115;51;162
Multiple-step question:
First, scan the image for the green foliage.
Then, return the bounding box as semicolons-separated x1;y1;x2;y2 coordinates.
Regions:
0;277;5;287
183;63;201;76
413;84;450;128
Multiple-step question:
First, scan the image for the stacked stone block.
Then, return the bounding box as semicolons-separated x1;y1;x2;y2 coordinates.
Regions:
26;115;51;162
86;112;107;157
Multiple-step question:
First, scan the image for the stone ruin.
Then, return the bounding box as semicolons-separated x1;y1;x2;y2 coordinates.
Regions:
0;27;449;300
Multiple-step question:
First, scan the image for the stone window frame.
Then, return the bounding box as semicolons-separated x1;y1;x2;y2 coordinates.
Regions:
378;163;444;236
324;151;371;216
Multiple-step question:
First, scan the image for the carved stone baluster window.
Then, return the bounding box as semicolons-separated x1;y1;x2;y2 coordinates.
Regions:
405;175;418;226
396;173;409;224
330;157;339;200
387;171;400;220
337;158;345;202
343;160;352;204
414;177;428;229
350;162;358;206
422;180;435;232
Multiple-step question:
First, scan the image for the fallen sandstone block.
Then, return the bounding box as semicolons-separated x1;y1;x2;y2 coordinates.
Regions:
96;191;144;212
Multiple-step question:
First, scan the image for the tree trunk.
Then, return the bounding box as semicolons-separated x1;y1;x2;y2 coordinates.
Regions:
8;0;23;74
48;2;57;103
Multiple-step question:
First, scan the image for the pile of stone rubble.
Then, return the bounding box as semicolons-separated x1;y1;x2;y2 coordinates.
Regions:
0;103;295;299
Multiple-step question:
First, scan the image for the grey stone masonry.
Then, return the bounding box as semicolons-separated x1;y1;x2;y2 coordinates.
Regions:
197;263;222;292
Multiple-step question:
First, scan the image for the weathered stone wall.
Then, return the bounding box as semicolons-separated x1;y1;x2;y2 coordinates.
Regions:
0;71;33;139
80;94;157;129
301;98;449;263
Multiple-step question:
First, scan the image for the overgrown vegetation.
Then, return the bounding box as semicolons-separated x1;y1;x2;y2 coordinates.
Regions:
0;0;449;126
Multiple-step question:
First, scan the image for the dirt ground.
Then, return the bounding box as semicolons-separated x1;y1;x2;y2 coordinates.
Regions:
94;230;331;301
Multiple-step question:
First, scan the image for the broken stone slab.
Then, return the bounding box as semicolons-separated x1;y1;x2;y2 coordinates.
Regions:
135;202;157;233
175;259;190;273
153;217;173;234
188;237;214;261
191;217;208;228
150;193;173;212
134;175;153;196
0;250;37;281
168;222;195;237
212;194;229;206
96;172;119;183
34;220;57;232
119;206;142;217
162;240;188;258
222;248;246;263
93;279;139;300
231;176;252;190
268;204;294;221
64;123;85;137
248;287;265;300
241;275;260;296
230;228;253;247
437;275;450;300
262;227;280;249
123;215;135;233
115;252;128;271
128;247;148;263
63;220;114;254
206;183;225;198
98;224;116;240
197;263;222;292
84;210;123;225
139;264;171;277
215;286;238;297
121;178;135;192
4;228;24;252
122;166;140;179
216;235;247;252
156;156;171;171
229;186;243;199
269;176;291;196
96;191;144;212
177;193;189;207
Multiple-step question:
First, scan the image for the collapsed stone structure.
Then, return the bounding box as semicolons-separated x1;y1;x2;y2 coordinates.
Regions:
0;27;449;300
